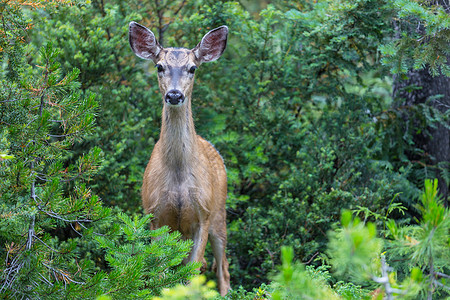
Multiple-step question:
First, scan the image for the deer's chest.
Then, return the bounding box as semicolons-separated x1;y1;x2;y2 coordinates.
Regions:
151;171;210;235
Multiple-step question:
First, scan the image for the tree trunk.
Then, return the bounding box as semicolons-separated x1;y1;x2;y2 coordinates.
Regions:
392;0;450;204
393;68;450;204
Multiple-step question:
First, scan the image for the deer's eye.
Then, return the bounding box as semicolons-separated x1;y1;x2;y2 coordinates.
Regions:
189;66;197;74
156;64;164;73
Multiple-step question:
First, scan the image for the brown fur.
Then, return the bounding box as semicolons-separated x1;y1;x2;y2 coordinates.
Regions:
130;23;230;296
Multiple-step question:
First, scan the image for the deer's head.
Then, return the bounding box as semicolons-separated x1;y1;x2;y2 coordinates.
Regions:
129;22;228;107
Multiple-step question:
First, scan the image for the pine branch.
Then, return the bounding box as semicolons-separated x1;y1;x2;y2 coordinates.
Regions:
42;262;85;286
372;255;405;299
0;249;25;293
39;273;54;287
33;235;58;253
39;208;93;224
433;280;450;291
435;272;450;279
47;131;80;138
28;159;37;249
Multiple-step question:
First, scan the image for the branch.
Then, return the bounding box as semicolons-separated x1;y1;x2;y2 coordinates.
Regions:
0;248;25;293
37;171;84;183
39;273;54;287
372;255;405;299
435;272;450;279
47;131;80;138
154;0;164;46
70;222;83;237
0;98;22;103
38;92;45;117
304;251;319;265
161;0;187;33
1;160;39;292
33;234;58;253
39;208;93;224
433;280;450;291
42;262;85;286
28;160;37;250
173;0;186;16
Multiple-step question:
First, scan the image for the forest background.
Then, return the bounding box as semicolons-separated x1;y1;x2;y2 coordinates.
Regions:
0;0;449;299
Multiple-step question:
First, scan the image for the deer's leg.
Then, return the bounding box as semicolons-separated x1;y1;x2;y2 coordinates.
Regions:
209;210;230;296
200;257;207;273
187;220;210;266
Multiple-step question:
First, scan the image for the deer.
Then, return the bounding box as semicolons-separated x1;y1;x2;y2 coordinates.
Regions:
128;22;230;295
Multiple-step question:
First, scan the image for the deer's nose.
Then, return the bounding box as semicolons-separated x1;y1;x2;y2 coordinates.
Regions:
165;89;185;105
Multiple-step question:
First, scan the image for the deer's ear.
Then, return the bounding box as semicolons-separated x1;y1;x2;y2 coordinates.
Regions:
193;26;228;63
129;22;162;62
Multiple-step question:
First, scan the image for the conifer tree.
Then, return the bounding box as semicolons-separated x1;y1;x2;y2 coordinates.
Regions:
1;2;198;298
1;18;103;300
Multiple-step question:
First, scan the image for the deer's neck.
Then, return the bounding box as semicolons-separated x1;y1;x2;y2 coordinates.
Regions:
159;100;198;177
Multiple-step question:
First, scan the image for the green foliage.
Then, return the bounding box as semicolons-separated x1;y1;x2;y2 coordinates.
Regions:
379;0;450;76
271;246;340;300
0;1;28;80
328;180;449;299
153;247;366;300
0;35;104;298
222;284;273;300
150;178;448;300
152;275;218;300
328;211;383;284
386;179;450;298
95;213;199;298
